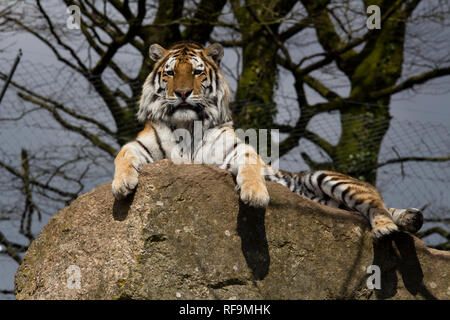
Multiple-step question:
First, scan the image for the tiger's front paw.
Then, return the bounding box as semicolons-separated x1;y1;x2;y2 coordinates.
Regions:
112;163;139;200
239;180;270;208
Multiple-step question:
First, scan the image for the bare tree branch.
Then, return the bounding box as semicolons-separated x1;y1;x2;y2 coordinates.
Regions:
183;0;228;44
0;230;27;264
371;66;450;98
17;92;118;157
0;158;78;199
378;155;450;168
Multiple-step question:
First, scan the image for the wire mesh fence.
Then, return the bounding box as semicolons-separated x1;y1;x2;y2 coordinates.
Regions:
0;54;449;297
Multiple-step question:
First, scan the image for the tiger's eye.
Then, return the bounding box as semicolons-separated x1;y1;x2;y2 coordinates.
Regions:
193;70;203;76
166;70;174;76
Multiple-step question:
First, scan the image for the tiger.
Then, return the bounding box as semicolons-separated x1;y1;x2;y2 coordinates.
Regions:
112;41;423;239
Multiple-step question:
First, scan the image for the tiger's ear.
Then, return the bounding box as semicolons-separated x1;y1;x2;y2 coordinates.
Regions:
206;43;224;65
149;44;166;61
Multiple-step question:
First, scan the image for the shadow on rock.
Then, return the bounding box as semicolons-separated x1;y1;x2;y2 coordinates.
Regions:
112;192;135;221
394;233;437;300
373;232;437;300
237;201;270;280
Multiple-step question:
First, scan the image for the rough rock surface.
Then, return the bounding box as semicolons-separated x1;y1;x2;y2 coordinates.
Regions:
15;160;450;299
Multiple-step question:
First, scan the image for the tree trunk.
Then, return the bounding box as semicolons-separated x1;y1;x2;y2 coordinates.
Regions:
330;3;408;184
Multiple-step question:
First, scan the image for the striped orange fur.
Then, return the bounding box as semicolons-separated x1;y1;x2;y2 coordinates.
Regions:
112;41;423;239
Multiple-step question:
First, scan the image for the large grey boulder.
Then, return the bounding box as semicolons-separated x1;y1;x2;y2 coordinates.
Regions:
15;160;450;299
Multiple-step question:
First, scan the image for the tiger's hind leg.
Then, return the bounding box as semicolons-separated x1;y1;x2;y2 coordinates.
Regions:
266;170;425;238
299;171;399;239
370;210;399;239
388;208;424;234
311;171;425;235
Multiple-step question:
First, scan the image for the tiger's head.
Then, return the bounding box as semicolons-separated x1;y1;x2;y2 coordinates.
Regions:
138;41;231;128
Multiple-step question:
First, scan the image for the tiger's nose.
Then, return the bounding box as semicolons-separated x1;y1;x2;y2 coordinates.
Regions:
174;88;193;100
